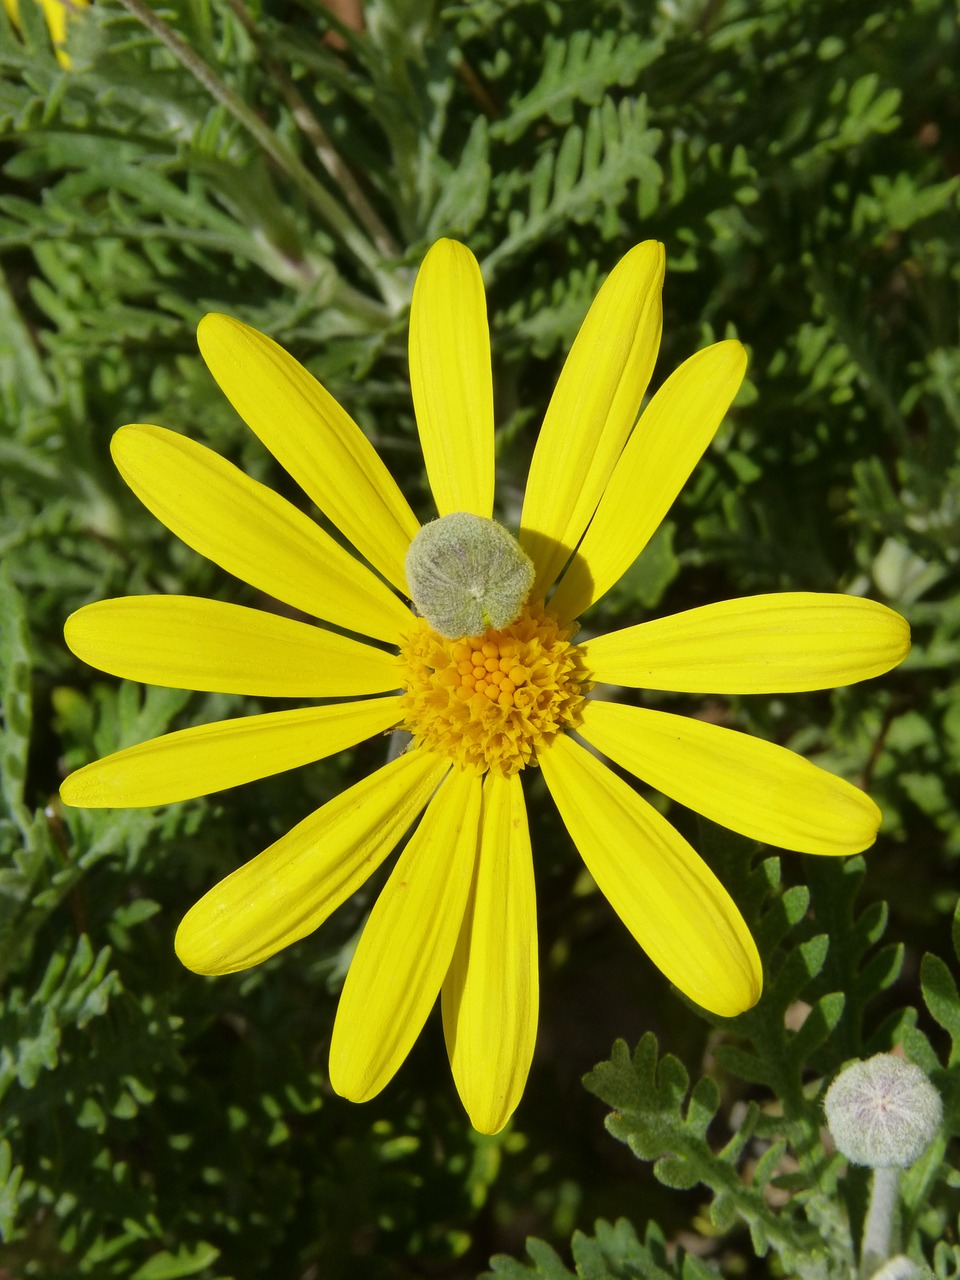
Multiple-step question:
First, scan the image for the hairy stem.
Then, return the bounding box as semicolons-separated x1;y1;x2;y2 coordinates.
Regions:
224;0;399;261
869;1258;920;1280
861;1166;899;1279
115;0;405;309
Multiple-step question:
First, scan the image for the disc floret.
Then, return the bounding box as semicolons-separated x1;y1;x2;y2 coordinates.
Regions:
398;601;589;775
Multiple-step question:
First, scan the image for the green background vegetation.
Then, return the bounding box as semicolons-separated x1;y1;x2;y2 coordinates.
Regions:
1;0;958;1275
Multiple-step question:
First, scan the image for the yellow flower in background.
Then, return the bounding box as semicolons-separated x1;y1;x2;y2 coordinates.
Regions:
2;0;89;66
60;240;910;1134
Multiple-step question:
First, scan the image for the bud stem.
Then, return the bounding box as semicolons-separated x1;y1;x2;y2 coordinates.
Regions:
869;1258;921;1280
861;1166;899;1279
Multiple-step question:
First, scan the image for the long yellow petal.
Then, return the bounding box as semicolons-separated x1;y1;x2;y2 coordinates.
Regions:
329;769;482;1103
409;240;495;519
442;771;538;1134
551;341;747;623
519;242;665;594
584;593;910;693
65;596;400;697
175;749;449;974
579;700;880;856
111;425;410;645
197;314;420;593
539;735;761;1016
60;697;403;808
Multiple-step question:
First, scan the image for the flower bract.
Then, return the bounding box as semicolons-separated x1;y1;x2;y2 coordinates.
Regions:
61;238;910;1134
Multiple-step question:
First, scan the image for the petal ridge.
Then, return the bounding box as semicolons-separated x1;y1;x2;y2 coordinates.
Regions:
329;768;482;1102
65;596;401;697
551;340;747;622
112;424;411;644
175;748;449;974
519;241;665;592
197;313;420;592
442;771;538;1134
579;699;881;855
539;734;761;1016
584;593;911;693
409;240;495;519
60;697;404;808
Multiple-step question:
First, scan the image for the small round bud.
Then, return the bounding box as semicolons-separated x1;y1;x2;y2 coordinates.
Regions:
824;1054;942;1169
405;513;535;639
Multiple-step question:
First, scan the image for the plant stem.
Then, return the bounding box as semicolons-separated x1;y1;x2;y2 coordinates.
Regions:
224;0;399;262
861;1166;899;1279
869;1258;920;1280
115;0;406;310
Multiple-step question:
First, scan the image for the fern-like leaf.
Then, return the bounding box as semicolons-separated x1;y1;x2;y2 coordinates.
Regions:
484;97;661;275
492;29;664;144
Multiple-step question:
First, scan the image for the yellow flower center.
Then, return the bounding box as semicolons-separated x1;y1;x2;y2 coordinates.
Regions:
398;601;590;776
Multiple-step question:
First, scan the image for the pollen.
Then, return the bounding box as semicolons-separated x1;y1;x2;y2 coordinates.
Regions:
397;601;591;776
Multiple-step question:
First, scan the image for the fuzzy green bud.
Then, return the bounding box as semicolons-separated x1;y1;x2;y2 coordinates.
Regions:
405;513;535;639
824;1054;942;1169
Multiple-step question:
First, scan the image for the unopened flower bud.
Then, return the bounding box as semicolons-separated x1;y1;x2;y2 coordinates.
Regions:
405;513;535;639
824;1054;942;1169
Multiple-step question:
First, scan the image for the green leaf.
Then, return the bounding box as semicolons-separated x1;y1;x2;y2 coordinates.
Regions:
921;954;960;1067
0;1138;24;1241
426;115;491;240
790;992;847;1062
0;565;32;836
485;1236;573;1278
484;97;662;276
584;1036;691;1161
485;1215;697;1279
130;1242;222;1280
492;29;664;143
602;522;679;614
11;1004;60;1088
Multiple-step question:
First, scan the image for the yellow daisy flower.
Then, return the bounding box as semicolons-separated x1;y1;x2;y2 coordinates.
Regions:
61;239;910;1134
2;0;89;66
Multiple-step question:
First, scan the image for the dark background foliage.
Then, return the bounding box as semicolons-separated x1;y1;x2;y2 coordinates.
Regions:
1;0;958;1275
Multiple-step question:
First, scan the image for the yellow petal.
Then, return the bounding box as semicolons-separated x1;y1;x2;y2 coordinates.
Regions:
112;425;410;645
60;697;403;808
38;0;65;43
175;749;449;974
584;593;911;693
551;341;747;623
519;242;665;594
539;734;761;1016
65;596;400;697
442;771;538;1134
197;314;420;593
329;769;482;1103
579;700;880;856
409;240;495;519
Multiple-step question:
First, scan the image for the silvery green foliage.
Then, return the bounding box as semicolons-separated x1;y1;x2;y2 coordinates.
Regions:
484;1217;717;1280
405;514;534;637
